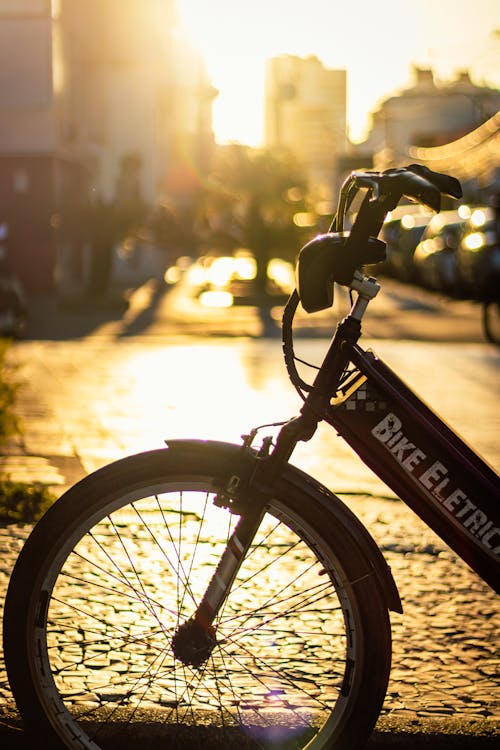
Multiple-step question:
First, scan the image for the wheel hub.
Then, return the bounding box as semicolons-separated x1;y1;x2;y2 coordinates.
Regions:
171;618;217;667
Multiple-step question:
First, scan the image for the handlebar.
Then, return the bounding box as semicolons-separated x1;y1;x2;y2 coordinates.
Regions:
297;164;462;314
284;165;463;398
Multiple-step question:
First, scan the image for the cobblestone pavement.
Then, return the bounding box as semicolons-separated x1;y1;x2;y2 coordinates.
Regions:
1;499;498;748
0;313;499;746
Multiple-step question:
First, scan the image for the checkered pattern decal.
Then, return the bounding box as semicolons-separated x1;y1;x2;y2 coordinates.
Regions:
337;378;388;414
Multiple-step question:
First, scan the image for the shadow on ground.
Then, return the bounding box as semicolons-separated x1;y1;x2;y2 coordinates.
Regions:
0;717;497;750
23;282;171;341
25;293;129;340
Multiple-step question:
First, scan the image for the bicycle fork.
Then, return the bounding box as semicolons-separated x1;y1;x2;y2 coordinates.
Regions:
171;416;317;669
170;294;366;668
171;501;265;667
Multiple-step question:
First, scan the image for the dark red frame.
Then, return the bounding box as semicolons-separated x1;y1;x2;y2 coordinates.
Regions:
327;344;500;594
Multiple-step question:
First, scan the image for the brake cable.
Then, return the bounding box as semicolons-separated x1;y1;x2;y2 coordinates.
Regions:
282;289;310;400
282;164;461;400
282;180;364;401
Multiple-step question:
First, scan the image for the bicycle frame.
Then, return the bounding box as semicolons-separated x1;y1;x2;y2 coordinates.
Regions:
288;166;500;595
327;343;500;594
193;279;499;633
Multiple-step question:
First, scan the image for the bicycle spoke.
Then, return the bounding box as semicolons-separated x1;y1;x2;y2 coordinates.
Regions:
21;472;379;750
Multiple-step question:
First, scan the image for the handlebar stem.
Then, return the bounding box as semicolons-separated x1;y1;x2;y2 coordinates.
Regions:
350;273;381;321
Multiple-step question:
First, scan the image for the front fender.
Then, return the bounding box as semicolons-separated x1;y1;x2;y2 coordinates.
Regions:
282;462;403;614
164;438;402;614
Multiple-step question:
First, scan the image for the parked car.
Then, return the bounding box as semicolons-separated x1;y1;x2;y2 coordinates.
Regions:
189;252;294;308
412;210;467;293
380;206;432;282
456;206;500;299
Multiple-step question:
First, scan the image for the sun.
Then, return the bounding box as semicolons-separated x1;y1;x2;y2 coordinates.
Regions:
175;0;500;146
175;0;271;146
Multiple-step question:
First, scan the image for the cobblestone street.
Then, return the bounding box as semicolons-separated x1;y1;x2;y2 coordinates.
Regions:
1;498;498;747
0;285;499;746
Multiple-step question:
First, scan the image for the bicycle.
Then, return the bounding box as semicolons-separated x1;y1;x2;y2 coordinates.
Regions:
3;165;499;750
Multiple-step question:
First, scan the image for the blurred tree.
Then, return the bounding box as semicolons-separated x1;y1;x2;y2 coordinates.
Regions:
87;153;148;299
204;145;311;332
114;153;148;237
85;197;119;298
149;201;200;265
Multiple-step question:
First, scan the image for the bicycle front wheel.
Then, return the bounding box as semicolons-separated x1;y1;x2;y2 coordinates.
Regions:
4;443;392;750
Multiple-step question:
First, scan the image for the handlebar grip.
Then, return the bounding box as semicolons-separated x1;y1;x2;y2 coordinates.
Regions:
407;164;463;199
397;172;443;212
294;164;463;315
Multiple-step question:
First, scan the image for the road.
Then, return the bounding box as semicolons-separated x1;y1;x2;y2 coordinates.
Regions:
26;270;490;342
0;276;498;748
18;273;500;481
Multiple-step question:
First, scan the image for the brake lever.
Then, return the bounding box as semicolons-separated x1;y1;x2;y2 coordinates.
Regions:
332;165;462;264
353;172;382;200
377;164;462;213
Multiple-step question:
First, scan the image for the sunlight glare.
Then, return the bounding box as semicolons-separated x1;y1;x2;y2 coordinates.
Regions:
234;254;257;280
199;290;233;307
115;343;295;449
470;209;487;228
207;256;237;287
401;215;416;229
164;265;182;284
176;0;500;145
268;258;294;291
463;232;485;251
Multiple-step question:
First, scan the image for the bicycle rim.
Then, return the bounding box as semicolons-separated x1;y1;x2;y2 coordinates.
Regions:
5;450;390;749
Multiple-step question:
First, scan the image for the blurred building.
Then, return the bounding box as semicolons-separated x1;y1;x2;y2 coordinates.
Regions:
408;112;500;198
264;55;347;199
0;0;216;294
366;67;500;169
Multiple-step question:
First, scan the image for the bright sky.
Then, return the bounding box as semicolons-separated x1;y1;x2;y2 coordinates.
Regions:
176;0;500;145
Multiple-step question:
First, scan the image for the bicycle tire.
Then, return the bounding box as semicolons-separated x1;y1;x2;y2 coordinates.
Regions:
483;299;500;344
4;442;392;750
